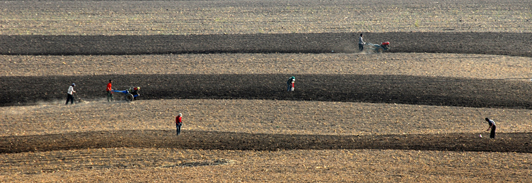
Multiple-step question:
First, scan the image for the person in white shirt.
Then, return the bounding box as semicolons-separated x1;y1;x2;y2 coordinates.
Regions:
66;83;76;105
358;33;366;51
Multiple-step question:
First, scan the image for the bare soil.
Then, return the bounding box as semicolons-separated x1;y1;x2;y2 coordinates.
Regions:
2;0;532;182
2;148;531;182
3;73;532;108
2;130;532;154
1;32;532;56
1;0;531;35
2;53;531;78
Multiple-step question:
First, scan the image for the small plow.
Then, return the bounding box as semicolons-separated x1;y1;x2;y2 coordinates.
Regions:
366;41;390;53
112;87;141;102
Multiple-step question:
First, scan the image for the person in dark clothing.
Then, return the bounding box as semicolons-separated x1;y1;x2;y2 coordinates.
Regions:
126;87;141;100
287;76;295;91
131;87;139;95
485;118;496;138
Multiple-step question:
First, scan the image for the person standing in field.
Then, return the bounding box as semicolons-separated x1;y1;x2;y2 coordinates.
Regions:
287;76;295;91
66;83;76;105
485;118;496;138
358;33;366;51
106;80;113;102
176;113;183;136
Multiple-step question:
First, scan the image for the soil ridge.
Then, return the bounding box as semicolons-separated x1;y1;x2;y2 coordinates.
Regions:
1;32;531;56
1;130;531;154
2;74;531;108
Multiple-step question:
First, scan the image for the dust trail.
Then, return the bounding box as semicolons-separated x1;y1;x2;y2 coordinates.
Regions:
1;98;126;115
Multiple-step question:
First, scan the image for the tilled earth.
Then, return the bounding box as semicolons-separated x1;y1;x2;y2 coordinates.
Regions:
1;32;532;56
2;0;532;182
2;32;531;108
2;37;532;182
3;148;531;182
3;73;532;108
2;130;532;154
1;32;532;158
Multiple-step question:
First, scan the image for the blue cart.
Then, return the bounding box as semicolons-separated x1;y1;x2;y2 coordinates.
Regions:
112;87;140;101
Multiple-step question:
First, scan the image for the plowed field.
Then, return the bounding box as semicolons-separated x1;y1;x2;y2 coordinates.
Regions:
1;0;532;182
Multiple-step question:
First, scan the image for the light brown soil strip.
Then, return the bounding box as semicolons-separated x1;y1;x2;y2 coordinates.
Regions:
2;0;530;35
2;148;532;182
1;53;531;79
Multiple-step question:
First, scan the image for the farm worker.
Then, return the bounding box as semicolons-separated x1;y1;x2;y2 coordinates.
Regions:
131;87;140;99
485;118;496;138
106;80;113;102
291;78;295;91
176;113;183;136
66;83;76;105
358;33;366;51
287;76;295;91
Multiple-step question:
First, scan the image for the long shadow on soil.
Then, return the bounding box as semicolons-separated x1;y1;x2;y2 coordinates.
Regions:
2;74;532;109
1;32;531;57
1;130;531;154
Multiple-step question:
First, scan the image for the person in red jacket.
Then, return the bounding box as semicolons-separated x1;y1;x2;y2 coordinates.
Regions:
106;80;113;102
176;113;183;136
287;76;295;91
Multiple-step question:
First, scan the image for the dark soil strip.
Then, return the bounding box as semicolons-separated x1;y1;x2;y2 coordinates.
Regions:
1;130;531;154
2;74;532;109
1;32;531;57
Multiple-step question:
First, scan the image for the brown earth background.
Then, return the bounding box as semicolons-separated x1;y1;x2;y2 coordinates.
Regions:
2;0;532;182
